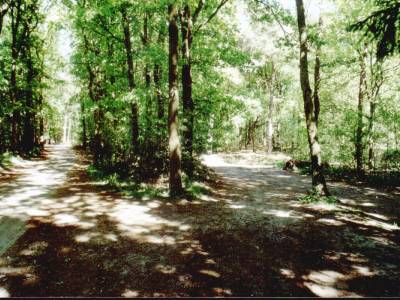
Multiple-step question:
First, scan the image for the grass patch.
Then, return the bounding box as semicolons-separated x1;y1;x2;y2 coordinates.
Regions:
0;152;14;168
325;166;400;188
0;152;22;170
87;164;211;201
183;174;212;199
275;161;286;169
298;188;338;205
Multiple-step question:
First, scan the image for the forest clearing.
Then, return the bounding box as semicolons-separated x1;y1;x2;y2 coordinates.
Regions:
1;0;400;297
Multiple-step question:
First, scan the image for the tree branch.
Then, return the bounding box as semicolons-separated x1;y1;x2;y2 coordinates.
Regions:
193;0;230;35
192;0;205;24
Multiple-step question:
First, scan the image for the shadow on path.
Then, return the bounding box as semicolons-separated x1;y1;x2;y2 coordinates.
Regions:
0;148;399;297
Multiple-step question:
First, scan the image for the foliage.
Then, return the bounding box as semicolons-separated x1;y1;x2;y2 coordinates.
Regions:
349;0;400;59
381;149;400;170
298;188;338;205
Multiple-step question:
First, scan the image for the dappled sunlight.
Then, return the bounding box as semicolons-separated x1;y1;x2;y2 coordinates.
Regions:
199;269;221;278
0;287;9;297
122;289;139;297
317;218;346;226
280;268;295;279
1;147;399;297
263;209;304;219
302;270;362;297
336;212;399;232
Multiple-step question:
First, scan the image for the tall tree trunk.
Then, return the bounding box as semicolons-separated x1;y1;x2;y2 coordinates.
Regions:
154;29;165;126
143;12;152;135
266;89;274;153
10;0;22;152
295;0;329;196
22;48;35;153
81;101;87;149
367;61;383;170
314;18;322;126
0;5;9;36
121;5;138;153
82;32;102;166
181;4;195;177
168;4;183;196
154;64;164;120
355;47;367;176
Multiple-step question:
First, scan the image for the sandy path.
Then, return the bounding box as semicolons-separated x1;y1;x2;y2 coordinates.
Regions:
0;145;76;256
0;148;399;297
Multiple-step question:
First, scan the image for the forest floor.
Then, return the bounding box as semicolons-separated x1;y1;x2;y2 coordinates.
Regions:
0;145;399;297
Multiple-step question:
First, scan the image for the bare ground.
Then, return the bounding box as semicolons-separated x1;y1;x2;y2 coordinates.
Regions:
0;146;399;297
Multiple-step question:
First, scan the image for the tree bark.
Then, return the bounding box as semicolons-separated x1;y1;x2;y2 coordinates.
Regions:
154;29;166;125
168;4;183;196
143;12;152;135
121;5;138;153
266;90;274;153
355;46;367;176
10;0;22;152
22;46;35;153
367;61;383;170
81;101;87;149
0;4;9;36
181;4;195;177
295;0;329;196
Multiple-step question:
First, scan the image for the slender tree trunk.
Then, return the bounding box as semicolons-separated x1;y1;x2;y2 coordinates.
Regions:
22;48;35;153
181;4;195;177
266;89;274;153
10;0;22;152
367;101;375;169
355;47;367;176
168;4;183;196
143;13;153;136
154;64;164;120
121;5;138;153
0;5;9;36
295;0;329;196
82;32;102;165
81;101;87;149
314;19;322;126
367;62;383;170
154;29;165;126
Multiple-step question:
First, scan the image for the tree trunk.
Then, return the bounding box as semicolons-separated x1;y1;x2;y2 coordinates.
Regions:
181;4;195;177
81;101;87;149
154;64;164;120
154;29;165;125
367;61;383;170
0;5;9;36
143;13;152;135
10;0;22;152
121;5;138;153
295;0;329;196
355;47;367;176
168;4;183;196
266;89;274;153
22;47;35;153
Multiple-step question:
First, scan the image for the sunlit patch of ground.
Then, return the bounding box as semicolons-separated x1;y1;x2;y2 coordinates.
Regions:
0;147;399;297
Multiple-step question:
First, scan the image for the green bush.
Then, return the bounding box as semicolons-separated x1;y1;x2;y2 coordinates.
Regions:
298;188;338;204
382;149;400;171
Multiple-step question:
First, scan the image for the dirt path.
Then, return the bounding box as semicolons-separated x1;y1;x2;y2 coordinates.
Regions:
0;147;399;297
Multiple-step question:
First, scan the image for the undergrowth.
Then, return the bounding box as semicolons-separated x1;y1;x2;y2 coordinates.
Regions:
0;152;14;169
298;188;338;205
289;162;400;189
87;164;211;200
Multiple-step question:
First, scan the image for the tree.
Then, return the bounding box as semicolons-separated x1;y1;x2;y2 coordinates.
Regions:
168;3;184;196
295;0;330;196
350;0;400;60
355;45;367;175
